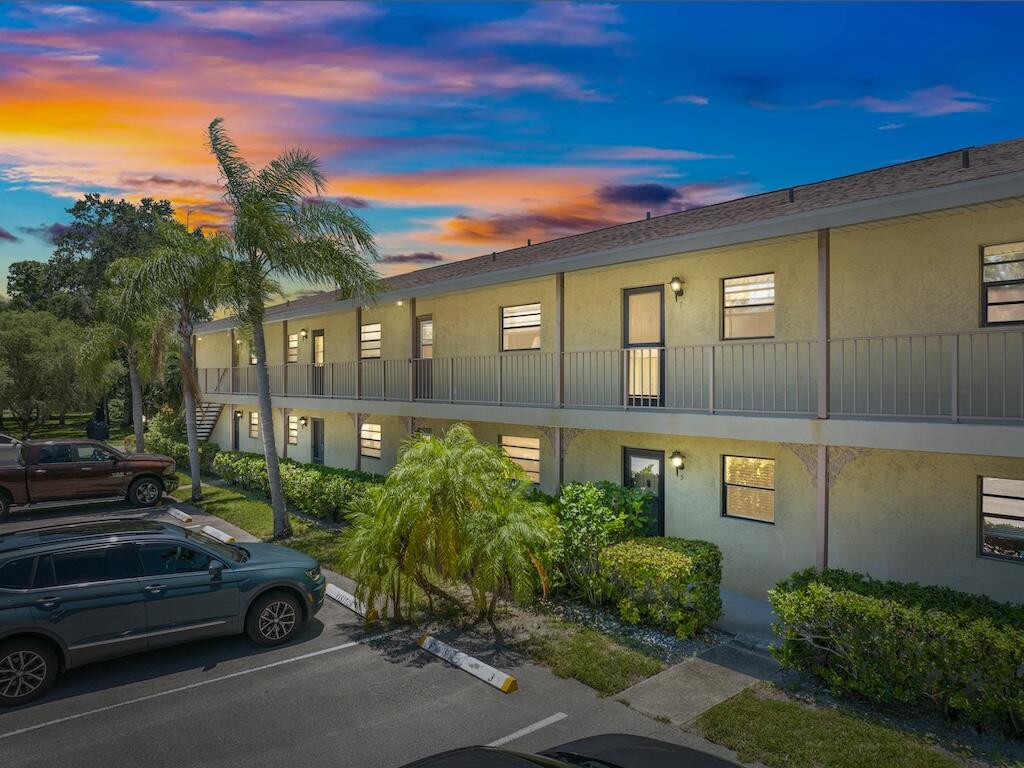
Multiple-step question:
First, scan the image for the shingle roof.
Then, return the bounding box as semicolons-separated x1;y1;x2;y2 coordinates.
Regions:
202;136;1024;330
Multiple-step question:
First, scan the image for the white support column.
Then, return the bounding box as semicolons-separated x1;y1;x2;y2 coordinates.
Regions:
553;426;563;490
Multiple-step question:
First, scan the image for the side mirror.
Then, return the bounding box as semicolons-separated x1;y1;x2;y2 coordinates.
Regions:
209;560;225;578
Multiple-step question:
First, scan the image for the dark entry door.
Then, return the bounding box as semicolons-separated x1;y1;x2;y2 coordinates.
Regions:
311;418;325;465
623;447;664;535
623;286;664;407
231;411;240;451
311;329;325;396
415;316;433;399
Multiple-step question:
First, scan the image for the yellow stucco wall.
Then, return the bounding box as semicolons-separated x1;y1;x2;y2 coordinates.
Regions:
196;330;231;369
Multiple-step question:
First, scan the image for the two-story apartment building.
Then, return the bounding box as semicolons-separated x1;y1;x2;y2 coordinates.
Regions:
194;137;1024;604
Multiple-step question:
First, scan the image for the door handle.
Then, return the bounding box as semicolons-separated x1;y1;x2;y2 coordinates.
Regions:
35;596;61;609
33;469;47;474
81;467;93;471
143;584;167;594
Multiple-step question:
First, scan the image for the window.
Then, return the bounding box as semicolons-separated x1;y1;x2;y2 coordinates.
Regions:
287;414;299;445
138;544;211;575
360;422;381;458
361;322;382;359
980;477;1024;562
75;444;117;462
249;411;259;439
501;435;541;483
0;557;34;590
723;455;775;523
417;317;433;359
313;330;325;365
37;445;73;464
36;545;141;587
501;303;541;351
287;333;299;363
250;351;258;365
723;273;775;339
982;242;1024;325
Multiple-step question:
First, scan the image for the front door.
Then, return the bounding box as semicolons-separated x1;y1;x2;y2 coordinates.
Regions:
137;542;240;647
311;329;325;396
624;447;665;536
72;442;126;497
415;316;434;399
311;418;325;465
30;544;147;666
623;286;664;407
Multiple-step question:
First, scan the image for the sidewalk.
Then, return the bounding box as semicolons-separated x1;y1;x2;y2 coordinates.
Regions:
714;590;778;650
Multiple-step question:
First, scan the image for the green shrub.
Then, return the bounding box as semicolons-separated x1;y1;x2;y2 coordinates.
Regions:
597;537;722;638
770;568;1024;736
555;481;653;603
143;431;219;473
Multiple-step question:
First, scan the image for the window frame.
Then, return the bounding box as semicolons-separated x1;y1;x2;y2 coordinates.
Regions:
360;422;382;459
979;241;1024;327
978;475;1024;564
721;272;776;341
287;333;300;364
287;414;298;445
500;302;542;353
721;454;776;525
417;315;433;359
360;322;382;359
499;434;541;484
249;411;259;439
35;544;143;588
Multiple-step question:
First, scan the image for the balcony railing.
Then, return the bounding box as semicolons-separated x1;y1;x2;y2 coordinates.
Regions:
198;328;1024;423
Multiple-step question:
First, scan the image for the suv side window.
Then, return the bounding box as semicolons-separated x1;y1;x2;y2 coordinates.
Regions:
0;557;34;590
35;545;142;587
38;445;74;464
138;543;211;575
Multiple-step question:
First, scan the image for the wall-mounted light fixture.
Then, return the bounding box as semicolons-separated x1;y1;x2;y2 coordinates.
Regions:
670;450;685;477
197;336;203;341
300;328;308;340
669;277;684;301
299;416;308;428
234;410;243;420
397;300;404;307
235;339;242;345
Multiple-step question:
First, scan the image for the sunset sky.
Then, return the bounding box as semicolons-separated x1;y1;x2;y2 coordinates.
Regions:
1;1;1022;295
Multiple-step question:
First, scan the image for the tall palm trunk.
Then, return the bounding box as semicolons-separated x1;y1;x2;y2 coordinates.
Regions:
179;328;202;502
127;350;145;453
251;316;289;538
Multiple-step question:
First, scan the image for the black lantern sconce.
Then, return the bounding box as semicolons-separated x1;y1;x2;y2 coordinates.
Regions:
669;277;684;301
670;450;685;477
300;328;309;340
299;416;308;429
234;410;243;420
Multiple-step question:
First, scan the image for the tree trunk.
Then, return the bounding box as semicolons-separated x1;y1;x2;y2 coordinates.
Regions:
127;351;145;453
251;318;290;538
180;328;203;502
59;408;66;426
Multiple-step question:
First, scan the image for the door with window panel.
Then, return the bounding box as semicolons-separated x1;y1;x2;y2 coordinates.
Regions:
415;316;434;399
623;448;664;535
623;287;664;407
311;329;325;395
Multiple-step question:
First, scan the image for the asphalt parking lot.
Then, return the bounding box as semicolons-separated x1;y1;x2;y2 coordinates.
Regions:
0;499;729;768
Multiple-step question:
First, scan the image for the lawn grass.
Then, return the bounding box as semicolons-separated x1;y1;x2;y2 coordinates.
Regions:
697;687;962;768
4;411;132;442
520;621;664;697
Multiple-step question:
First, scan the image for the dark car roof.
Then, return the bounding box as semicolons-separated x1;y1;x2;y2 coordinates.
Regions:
398;748;555;767
0;519;184;556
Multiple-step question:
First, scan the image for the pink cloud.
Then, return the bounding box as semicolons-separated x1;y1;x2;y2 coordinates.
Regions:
666;94;709;106
592;146;731;161
135;1;379;33
855;85;991;117
464;3;629;47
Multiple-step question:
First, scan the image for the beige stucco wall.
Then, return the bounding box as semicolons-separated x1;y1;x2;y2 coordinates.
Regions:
196;330;231;369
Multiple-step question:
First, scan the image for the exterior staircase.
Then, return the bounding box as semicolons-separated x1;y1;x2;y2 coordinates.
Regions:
195;403;223;442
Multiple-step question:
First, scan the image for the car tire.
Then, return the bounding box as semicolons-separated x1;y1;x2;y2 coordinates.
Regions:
127;476;162;508
245;591;303;647
0;638;59;707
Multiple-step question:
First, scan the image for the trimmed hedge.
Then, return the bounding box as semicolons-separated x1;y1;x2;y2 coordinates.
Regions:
212;451;383;522
597;537;723;638
143;432;220;473
770;568;1024;736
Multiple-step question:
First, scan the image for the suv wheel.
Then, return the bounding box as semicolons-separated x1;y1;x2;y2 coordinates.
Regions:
0;639;58;707
127;477;162;508
246;591;302;647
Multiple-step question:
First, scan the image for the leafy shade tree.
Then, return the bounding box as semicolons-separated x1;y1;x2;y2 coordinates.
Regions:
207;117;381;538
339;424;557;621
118;220;224;501
0;311;85;437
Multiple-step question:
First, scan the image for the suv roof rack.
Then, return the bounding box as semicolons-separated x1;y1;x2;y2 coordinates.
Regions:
0;519;173;555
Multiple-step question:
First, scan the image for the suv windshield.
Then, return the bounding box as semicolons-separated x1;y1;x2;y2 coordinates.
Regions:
185;529;248;563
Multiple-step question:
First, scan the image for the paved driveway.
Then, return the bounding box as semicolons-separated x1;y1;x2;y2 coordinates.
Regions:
0;499;734;768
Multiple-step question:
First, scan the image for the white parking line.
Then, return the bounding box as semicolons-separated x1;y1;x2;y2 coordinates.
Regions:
486;712;568;747
0;630;402;742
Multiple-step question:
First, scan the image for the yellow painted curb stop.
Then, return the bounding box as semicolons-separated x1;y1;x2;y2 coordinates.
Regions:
418;634;518;694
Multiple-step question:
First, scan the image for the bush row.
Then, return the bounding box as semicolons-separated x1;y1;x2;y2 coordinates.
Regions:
770;568;1024;736
143;431;219;473
212;451;383;522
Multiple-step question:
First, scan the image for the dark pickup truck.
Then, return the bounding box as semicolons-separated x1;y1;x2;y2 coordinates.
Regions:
0;440;178;519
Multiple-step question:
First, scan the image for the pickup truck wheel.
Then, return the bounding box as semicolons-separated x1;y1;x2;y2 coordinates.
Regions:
0;638;58;707
127;477;162;508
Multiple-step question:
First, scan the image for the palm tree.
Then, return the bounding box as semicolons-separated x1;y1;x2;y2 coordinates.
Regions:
207;118;381;538
115;221;226;501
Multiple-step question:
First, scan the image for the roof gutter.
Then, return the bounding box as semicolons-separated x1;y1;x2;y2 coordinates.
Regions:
195;170;1024;334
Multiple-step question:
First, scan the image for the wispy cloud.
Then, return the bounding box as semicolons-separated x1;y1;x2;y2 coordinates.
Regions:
136;1;379;33
666;94;709;106
0;227;20;243
380;252;445;265
463;3;629;47
855;85;991;117
877;122;906;131
17;222;68;243
593;145;731;161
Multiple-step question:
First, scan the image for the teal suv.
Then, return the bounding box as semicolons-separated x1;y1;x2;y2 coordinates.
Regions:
0;519;326;705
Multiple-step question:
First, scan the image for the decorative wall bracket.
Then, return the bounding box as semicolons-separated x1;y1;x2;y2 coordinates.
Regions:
782;443;876;488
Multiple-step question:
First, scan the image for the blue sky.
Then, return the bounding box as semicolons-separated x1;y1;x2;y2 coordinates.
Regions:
1;2;1022;294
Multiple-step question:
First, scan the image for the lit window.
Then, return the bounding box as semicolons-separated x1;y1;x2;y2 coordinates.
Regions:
501;435;541;483
287;414;298;445
980;477;1024;563
287;333;299;364
982;242;1024;325
249;351;257;365
418;317;433;359
248;411;259;439
361;323;382;359
723;455;775;523
360;422;381;458
501;303;541;351
723;273;775;339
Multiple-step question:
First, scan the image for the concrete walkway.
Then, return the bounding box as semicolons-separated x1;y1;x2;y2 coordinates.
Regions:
714;590;778;650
